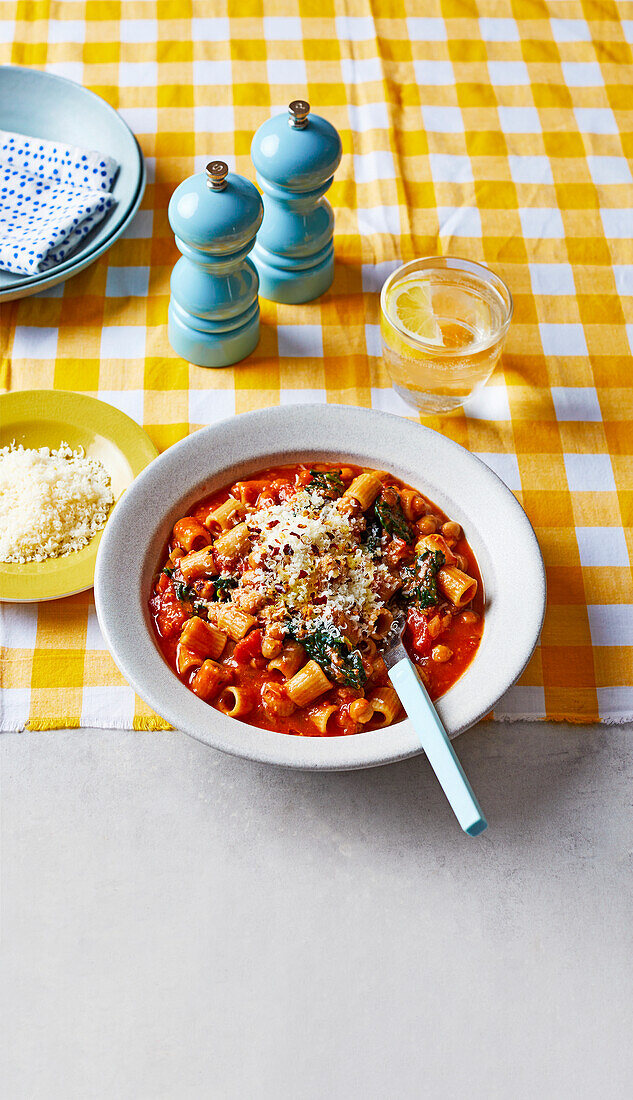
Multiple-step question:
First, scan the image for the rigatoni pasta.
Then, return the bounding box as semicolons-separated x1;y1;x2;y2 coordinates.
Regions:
180;616;227;660
267;639;305;679
190;659;231;701
206;497;245;532
307;702;338;734
216;606;256;641
437;566;478;609
213;521;250;560
286;660;332;706
178;546;216;583
218;685;255;718
343;471;382;510
368;686;402;727
177;645;203;676
150;462;484;737
172;517;211;553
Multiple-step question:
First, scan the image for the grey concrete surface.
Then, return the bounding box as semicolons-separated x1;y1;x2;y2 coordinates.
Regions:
1;722;632;1100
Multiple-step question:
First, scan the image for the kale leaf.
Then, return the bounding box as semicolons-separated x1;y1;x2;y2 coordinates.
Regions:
401;549;445;609
173;573;237;606
309;468;345;499
374;492;414;543
289;624;367;689
213;575;238;602
362;515;383;558
173;579;210;617
174;580;196;603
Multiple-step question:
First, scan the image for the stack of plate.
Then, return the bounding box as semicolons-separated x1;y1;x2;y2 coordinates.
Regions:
0;66;146;302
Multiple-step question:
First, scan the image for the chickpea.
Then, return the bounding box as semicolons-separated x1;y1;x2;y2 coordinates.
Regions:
349;698;374;724
262;634;283;659
431;644;453;663
416;515;437;536
262;682;295;718
237;591;266;614
401;489;426;522
460;610;479;625
410;494;426;519
441;520;462;541
427;614;443;639
170;546;185;562
454;554;469;572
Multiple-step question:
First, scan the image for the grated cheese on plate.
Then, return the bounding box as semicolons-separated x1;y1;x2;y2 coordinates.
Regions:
0;441;115;564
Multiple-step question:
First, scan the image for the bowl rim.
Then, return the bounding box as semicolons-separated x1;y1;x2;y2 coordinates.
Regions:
95;404;546;771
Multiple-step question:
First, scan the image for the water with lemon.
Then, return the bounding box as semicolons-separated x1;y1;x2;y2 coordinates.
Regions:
381;267;509;413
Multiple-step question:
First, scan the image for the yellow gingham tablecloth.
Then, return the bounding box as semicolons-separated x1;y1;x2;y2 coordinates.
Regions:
1;0;632;730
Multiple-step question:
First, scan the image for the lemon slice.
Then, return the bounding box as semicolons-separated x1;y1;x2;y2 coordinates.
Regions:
386;277;444;346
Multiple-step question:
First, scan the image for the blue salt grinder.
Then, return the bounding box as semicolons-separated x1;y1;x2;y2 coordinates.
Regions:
168;160;263;367
251;100;342;304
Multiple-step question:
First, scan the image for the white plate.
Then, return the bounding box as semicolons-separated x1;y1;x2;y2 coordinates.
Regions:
95;405;546;771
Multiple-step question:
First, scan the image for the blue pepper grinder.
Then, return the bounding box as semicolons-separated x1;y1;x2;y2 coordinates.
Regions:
168;160;263;367
250;100;342;304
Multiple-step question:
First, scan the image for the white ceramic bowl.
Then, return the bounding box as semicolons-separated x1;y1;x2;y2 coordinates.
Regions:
95;405;545;770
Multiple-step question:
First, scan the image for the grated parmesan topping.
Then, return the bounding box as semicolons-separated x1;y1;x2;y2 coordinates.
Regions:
243;487;391;638
0;441;115;564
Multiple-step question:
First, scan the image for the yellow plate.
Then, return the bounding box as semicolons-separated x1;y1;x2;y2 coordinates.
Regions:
0;390;158;602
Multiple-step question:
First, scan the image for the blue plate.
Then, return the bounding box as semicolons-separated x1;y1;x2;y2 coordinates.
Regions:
0;66;145;301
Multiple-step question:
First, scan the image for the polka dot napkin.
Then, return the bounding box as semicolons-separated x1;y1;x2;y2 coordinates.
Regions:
0;130;118;276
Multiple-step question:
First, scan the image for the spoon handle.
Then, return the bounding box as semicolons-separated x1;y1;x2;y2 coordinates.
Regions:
388;656;487;836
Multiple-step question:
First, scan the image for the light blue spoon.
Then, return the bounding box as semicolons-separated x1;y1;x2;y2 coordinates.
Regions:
383;613;487;836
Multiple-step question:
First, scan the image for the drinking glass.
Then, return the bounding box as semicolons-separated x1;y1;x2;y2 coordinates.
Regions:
380;256;513;415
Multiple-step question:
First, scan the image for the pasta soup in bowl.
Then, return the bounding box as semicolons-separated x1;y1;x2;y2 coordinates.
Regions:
95;405;545;770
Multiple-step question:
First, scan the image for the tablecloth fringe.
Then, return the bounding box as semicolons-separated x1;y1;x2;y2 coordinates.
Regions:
18;718;173;731
1;715;630;732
